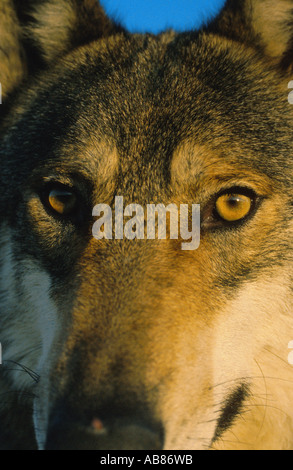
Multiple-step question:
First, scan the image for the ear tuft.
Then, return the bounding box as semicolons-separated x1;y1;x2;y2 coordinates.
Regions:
0;0;120;101
208;0;293;71
249;0;293;67
24;0;117;63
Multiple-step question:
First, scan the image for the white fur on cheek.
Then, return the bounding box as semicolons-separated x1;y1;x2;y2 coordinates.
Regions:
0;226;60;448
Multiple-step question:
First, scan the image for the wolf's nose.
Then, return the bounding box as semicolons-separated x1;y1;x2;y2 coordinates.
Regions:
45;412;163;450
91;417;106;433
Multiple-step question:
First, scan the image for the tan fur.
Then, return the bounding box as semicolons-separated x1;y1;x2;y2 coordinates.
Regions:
213;274;293;450
249;0;293;59
29;0;78;62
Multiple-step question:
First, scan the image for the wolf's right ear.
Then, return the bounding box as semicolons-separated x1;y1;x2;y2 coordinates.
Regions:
0;0;120;101
208;0;293;72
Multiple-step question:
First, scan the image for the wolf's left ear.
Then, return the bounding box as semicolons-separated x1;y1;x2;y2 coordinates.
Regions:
0;0;120;101
208;0;293;71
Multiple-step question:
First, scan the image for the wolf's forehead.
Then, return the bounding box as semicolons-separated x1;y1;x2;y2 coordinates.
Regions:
68;34;292;151
5;32;293;190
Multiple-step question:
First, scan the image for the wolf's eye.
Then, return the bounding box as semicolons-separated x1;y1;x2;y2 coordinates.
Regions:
45;186;77;216
215;193;252;222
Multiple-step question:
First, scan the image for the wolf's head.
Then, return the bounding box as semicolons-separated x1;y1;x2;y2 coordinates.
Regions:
0;0;293;450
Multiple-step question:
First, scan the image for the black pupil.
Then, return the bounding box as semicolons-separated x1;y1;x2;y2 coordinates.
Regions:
227;196;240;206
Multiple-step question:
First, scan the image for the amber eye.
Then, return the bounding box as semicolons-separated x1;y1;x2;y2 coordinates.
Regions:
215;193;252;222
46;186;77;216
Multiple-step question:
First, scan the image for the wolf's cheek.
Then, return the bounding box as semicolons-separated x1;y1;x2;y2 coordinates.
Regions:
0;226;62;388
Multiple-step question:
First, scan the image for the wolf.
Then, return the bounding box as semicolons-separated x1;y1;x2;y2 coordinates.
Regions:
0;0;293;450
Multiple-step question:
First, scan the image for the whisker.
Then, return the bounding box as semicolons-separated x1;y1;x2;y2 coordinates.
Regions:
243;403;291;419
263;347;290;366
3;360;40;383
254;359;268;437
214;438;255;447
209;375;293;391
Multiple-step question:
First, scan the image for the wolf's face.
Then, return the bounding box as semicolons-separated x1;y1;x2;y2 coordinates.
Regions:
0;0;293;450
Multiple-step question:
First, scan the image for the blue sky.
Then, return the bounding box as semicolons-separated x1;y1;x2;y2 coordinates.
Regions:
100;0;226;34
